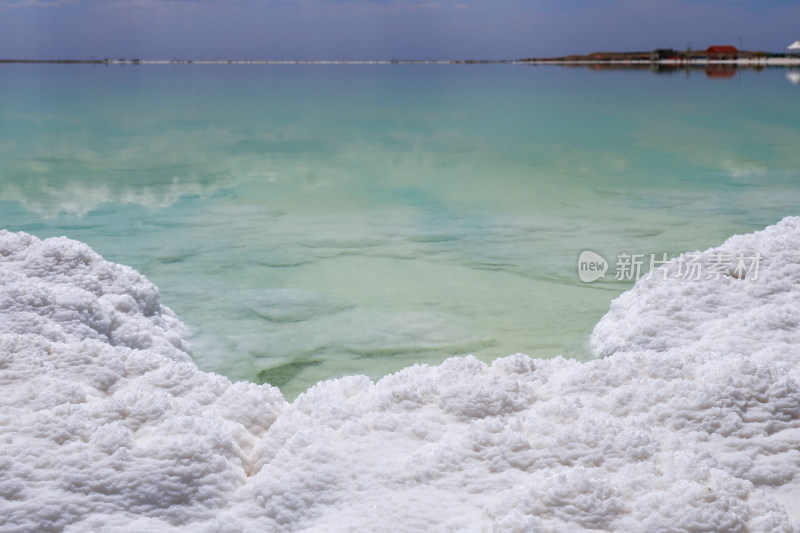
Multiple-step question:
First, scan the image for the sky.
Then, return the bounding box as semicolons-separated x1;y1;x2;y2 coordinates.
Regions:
0;0;799;60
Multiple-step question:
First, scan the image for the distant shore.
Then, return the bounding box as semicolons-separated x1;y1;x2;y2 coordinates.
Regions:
0;59;504;65
1;57;799;66
522;58;800;66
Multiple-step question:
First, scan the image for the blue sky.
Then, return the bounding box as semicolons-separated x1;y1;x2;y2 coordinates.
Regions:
0;0;798;59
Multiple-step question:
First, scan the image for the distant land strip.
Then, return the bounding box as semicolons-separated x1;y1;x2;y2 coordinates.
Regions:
0;59;506;65
1;51;799;66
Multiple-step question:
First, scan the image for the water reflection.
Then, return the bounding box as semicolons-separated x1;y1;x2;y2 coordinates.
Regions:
550;62;800;83
2;64;800;397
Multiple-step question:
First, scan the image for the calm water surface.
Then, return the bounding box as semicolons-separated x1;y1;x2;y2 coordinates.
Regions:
1;64;799;397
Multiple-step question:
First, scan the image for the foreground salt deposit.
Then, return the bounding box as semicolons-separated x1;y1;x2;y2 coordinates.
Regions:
1;219;799;532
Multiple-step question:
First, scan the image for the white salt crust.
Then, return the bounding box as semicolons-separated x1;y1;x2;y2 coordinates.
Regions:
1;218;799;532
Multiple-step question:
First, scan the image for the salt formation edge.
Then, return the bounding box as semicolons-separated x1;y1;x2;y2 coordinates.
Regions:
1;220;799;532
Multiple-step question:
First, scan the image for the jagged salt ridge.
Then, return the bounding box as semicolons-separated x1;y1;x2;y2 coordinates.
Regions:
1;220;799;532
592;217;800;363
0;231;191;362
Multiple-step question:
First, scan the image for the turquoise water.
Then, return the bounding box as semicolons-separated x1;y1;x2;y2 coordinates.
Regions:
1;64;799;397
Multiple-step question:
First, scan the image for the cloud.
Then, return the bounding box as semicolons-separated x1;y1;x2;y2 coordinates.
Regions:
0;0;78;8
1;0;471;12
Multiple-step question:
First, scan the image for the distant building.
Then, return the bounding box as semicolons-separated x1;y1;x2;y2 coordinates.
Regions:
650;49;680;61
705;46;738;60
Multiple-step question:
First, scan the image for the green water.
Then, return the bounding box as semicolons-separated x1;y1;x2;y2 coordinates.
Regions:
1;64;799;397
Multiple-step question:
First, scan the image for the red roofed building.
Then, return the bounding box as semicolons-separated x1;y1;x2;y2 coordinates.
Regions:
706;46;738;59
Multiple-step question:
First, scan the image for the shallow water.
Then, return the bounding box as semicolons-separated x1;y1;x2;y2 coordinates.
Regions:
1;63;799;397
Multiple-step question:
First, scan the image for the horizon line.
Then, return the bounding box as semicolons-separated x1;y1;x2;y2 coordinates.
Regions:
2;57;800;66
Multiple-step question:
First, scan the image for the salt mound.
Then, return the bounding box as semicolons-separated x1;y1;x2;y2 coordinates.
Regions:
0;231;191;362
592;216;800;365
1;220;799;532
